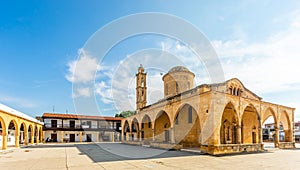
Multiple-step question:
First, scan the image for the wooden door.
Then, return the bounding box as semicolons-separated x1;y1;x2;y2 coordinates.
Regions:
86;134;92;142
51;133;57;142
70;134;75;142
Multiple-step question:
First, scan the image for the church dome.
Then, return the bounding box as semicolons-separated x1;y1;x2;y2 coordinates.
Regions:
163;66;195;98
168;66;191;73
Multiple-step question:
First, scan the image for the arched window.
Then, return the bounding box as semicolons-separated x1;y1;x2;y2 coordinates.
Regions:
165;84;168;95
188;106;193;123
229;87;233;95
176;82;179;93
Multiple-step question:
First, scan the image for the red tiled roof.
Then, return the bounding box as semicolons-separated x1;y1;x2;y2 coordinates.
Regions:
42;113;123;121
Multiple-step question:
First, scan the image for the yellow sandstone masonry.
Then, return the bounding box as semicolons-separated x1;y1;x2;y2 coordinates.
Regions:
122;65;295;155
0;104;43;150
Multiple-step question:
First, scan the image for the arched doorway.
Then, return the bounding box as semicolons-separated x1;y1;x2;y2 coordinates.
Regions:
154;111;171;143
174;104;200;147
123;120;130;141
241;105;260;144
262;108;277;148
0;116;6;149
279;111;292;142
19;123;27;145
131;118;139;141
8;120;18;147
141;115;152;142
220;102;238;144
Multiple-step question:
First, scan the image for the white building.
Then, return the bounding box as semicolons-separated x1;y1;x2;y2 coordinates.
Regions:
42;113;122;143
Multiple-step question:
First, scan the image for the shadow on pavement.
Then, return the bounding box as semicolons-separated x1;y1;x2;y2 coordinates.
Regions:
74;143;200;163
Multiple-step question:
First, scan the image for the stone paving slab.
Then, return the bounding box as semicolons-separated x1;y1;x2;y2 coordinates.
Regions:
1;143;300;170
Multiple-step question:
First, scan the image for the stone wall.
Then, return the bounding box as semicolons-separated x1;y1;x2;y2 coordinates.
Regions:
150;142;182;150
201;144;264;155
278;142;295;149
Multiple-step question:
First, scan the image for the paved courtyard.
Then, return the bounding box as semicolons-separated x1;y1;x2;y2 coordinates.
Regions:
1;143;300;170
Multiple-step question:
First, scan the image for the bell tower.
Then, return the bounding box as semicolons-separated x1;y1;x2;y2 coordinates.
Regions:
136;64;147;110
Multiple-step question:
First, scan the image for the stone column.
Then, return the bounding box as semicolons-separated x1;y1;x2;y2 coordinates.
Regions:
79;132;83;142
284;130;291;142
258;127;262;143
125;133;128;141
30;132;34;144
24;132;28;145
15;135;20;147
236;125;242;144
130;132;133;141
121;123;124;142
152;129;155;141
36;130;39;144
2;135;7;150
61;131;64;143
112;132;115;142
275;126;279;148
139;131;142;142
170;127;175;144
96;132;99;142
292;110;295;143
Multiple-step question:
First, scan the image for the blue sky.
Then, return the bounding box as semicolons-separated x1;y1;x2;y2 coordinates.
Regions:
1;0;300;121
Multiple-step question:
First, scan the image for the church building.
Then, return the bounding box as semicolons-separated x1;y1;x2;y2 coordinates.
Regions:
122;65;295;155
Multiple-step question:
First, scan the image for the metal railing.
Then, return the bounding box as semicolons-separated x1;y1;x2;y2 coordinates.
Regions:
44;123;119;130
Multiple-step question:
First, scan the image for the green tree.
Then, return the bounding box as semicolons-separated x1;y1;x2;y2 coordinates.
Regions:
115;110;135;118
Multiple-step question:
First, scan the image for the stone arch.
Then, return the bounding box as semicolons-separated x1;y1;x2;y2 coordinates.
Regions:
0;116;7;149
174;103;200;147
279;111;292;142
131;117;139;141
7;119;18;147
141;114;152;141
220;102;238;144
262;107;277;124
123;120;130;141
241;105;260;144
19;122;27;145
262;107;277;143
154;110;171;142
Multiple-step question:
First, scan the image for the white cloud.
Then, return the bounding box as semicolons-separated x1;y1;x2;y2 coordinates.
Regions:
160;40;211;85
66;48;105;83
95;81;114;104
76;87;91;98
211;11;300;94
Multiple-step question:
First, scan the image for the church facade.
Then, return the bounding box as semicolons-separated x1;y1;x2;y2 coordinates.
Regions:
122;65;295;155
